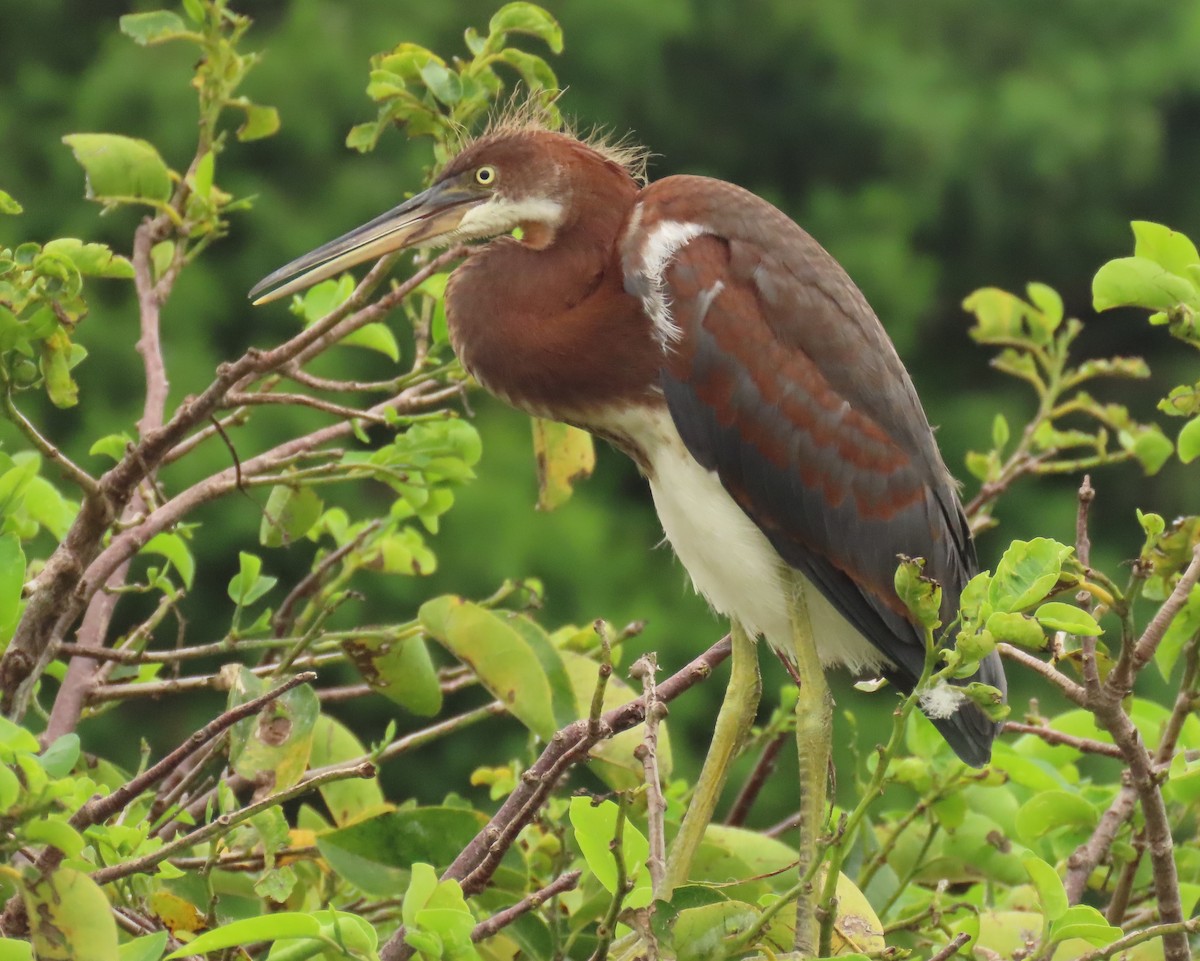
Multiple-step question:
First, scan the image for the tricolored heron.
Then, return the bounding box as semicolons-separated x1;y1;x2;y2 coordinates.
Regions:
251;116;1005;947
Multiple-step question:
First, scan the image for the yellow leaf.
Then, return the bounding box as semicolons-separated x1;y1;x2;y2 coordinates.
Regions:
532;418;594;511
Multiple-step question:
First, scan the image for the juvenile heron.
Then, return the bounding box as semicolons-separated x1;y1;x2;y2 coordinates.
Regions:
251;117;1005;945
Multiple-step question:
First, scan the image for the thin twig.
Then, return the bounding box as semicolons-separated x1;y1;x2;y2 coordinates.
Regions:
630;653;666;895
87;652;341;702
929;932;972;961
997;643;1089;706
272;521;381;638
91;762;375;886
1128;544;1200;678
2;394;99;494
1002;720;1123;758
467;870;583;942
1073;917;1200;961
225;390;392;424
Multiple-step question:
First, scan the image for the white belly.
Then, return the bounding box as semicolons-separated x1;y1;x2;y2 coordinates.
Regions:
595;405;887;673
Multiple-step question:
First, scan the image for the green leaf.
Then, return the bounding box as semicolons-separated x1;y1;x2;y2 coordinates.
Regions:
496;48;559;92
119;931;168;961
420;596;555;738
308;716;386;827
419;61;462;106
62;133;172;205
1048;904;1122;947
1015;790;1098;845
0;189;23;215
341;321;400;360
991;413;1010;451
989;538;1072;612
1092;256;1200;312
25;818;86;858
1131;426;1174;473
89;432;133;462
671;902;759;961
1035;602;1102;636
532;418;595;511
228;551;277;606
164;913;321;958
40;335;79;408
260;485;324;547
1131;221;1200;276
144;532;195;589
488;3;564;53
119;11;191;46
345;121;382;153
894;555;942;629
41;239;133;279
1177;414;1200;464
1022;853;1068;923
0;939;34;960
294;275;356;322
569;796;652;909
984;611;1045;650
318;808;486;897
23;868;119;961
342;633;443;716
37;733;80;777
232;100;281;142
1026;282;1063;330
191;149;214;200
0;533;26;645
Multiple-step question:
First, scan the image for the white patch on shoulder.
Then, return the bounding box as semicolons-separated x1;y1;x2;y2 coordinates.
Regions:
630;217;708;347
455;196;564;242
590;404;889;673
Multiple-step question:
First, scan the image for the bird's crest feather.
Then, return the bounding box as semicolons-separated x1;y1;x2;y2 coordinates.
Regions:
455;92;650;185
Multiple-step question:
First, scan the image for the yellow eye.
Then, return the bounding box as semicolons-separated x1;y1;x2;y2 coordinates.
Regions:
475;165;498;186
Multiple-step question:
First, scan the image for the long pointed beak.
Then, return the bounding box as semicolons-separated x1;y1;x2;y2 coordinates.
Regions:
249;180;480;305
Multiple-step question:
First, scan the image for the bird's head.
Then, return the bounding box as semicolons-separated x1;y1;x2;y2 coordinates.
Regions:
250;126;643;305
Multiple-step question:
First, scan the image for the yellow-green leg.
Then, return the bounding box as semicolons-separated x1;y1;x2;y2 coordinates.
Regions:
789;576;833;956
663;621;761;896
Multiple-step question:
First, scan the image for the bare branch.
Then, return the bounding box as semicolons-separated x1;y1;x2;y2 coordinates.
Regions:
1129;543;1200;678
470;871;581;944
224;389;393;425
630;653;666;896
1074;917;1200;961
2;394;99;495
90;761;375;886
929;932;972;961
1002;720;1122;758
997;643;1089;706
272;521;381;638
378;635;732;961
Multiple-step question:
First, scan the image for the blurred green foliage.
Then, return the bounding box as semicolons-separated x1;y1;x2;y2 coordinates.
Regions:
3;0;1200;818
2;4;1200;959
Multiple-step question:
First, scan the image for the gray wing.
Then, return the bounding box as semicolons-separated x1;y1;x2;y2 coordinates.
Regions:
624;176;1005;765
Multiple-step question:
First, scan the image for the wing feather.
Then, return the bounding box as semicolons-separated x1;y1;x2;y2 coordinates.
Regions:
624;176;1004;764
